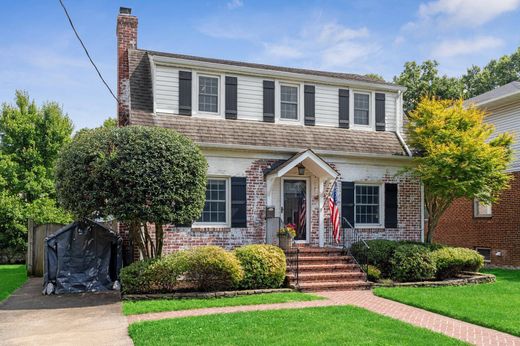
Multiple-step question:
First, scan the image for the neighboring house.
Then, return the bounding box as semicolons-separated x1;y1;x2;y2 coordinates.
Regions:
116;8;423;254
435;81;520;267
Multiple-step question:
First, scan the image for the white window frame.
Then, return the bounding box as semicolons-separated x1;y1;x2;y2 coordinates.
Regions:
354;182;384;228
194;177;231;227
195;73;222;117
351;90;375;131
277;82;302;123
474;199;492;218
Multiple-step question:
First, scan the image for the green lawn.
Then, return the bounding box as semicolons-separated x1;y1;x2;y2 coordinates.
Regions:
0;264;27;302
128;306;465;345
123;292;322;315
374;269;520;336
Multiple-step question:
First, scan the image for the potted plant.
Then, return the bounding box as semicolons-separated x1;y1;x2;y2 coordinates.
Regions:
277;224;296;250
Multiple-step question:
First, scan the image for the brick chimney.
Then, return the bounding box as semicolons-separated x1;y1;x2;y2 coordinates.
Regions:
117;7;137;126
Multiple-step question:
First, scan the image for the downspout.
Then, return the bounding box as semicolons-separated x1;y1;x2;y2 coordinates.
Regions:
395;90;412;157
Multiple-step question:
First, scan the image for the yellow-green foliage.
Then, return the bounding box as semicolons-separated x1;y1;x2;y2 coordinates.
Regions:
234;244;286;289
431;247;484;279
184;246;244;292
407;98;513;242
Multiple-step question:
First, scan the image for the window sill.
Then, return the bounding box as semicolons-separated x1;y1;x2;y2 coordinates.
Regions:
191;225;231;232
355;224;384;229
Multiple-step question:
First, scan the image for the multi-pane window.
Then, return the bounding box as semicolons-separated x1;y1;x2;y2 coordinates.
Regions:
199;76;219;113
355;185;380;224
354;93;370;125
474;199;492;217
280;85;298;119
199;179;227;223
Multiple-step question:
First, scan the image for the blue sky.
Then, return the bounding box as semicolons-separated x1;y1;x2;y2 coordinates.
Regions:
1;0;519;130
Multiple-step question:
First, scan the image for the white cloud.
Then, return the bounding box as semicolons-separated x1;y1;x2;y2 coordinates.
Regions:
432;36;504;58
261;21;379;70
418;0;520;27
227;0;243;10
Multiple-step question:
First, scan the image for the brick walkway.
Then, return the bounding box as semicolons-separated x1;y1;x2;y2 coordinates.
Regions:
127;290;520;346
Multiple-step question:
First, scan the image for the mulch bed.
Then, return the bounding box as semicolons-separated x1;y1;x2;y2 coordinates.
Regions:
372;272;495;288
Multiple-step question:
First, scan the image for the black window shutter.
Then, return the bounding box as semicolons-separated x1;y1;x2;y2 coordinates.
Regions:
341;181;355;228
304;85;315;126
263;80;275;123
225;76;238;120
339;89;350;129
231;177;247;228
178;71;192;115
384;183;398;228
375;92;385;131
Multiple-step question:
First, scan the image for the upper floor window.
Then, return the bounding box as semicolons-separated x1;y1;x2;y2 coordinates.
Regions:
474;199;492;218
198;178;228;224
355;184;380;225
280;85;298;120
354;93;370;125
199;76;219;113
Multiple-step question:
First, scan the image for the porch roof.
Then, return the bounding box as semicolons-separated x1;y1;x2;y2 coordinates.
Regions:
264;149;339;179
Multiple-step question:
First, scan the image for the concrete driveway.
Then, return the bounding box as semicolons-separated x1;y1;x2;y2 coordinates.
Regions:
0;278;133;346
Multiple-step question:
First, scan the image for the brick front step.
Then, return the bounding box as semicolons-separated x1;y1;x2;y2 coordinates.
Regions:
288;256;354;265
297;280;372;291
296;263;359;272
287;271;365;282
285;248;345;257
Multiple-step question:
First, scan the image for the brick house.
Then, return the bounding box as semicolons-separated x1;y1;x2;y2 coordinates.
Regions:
116;8;423;255
435;81;520;267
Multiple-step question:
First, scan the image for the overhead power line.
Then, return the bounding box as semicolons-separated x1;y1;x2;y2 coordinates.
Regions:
58;0;119;103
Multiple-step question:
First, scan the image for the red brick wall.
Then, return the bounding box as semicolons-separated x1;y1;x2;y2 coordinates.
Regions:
117;11;138;126
435;171;520;267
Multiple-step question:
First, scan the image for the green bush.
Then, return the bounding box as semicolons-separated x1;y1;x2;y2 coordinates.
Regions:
399;240;445;251
234;244;286;289
431;247;484;279
184;246;244;292
120;259;155;294
367;265;381;282
351;240;400;277
390;245;436;282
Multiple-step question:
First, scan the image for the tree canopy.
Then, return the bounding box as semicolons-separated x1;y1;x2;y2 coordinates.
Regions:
0;91;73;261
406;98;513;242
56;125;208;258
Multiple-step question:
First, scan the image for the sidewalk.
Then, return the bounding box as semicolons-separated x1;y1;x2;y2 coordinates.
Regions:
128;290;520;346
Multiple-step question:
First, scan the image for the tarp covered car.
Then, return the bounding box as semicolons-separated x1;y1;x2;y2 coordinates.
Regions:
43;219;122;294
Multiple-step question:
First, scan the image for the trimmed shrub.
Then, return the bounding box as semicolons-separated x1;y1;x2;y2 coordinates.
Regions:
351;240;399;277
120;259;155;294
184;246;244;291
390;245;436;282
431;247;484;279
367;265;381;282
234;244;286;289
399;241;445;251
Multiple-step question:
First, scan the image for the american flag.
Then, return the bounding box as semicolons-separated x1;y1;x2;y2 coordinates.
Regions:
329;184;341;243
298;196;306;233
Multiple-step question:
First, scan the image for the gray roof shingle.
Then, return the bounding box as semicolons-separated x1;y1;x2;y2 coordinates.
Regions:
465;81;520;106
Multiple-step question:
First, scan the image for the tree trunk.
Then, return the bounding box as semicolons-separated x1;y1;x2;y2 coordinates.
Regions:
424;191;453;244
155;223;164;258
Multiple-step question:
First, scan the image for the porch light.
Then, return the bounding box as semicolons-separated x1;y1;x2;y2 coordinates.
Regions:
297;163;305;175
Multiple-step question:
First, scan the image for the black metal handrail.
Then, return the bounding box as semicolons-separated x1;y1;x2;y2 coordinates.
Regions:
342;217;370;275
285;244;300;289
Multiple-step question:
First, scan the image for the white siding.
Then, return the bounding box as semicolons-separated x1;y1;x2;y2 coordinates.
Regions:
385;92;397;132
155;65;179;113
486;100;520;172
315;85;339;127
237;75;264;121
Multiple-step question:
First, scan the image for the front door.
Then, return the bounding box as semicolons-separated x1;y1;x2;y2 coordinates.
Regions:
282;179;308;242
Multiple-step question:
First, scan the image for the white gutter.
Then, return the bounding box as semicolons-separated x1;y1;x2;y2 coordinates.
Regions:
396;132;412;157
150;54;406;93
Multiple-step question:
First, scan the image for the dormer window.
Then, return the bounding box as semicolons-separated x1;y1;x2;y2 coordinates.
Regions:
199;76;219;113
354;93;370;125
280;85;298;120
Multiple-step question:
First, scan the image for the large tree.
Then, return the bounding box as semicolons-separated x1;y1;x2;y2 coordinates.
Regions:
0;91;73;260
406;98;513;243
56;126;207;258
393;60;463;115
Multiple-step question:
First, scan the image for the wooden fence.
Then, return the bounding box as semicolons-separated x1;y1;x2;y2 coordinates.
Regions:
26;221;65;277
